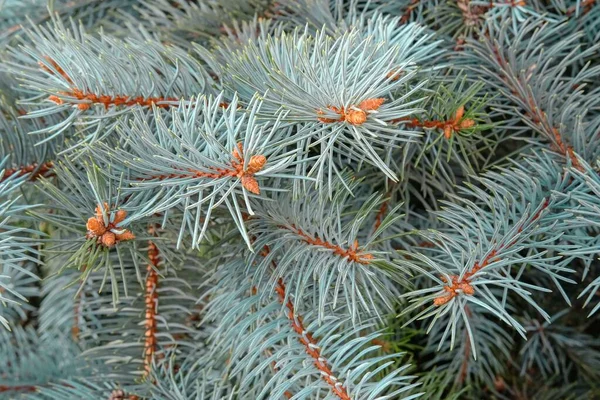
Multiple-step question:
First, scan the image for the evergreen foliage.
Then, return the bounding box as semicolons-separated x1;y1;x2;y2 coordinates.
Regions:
0;0;599;399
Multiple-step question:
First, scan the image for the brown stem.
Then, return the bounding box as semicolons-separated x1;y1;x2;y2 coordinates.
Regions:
143;226;161;378
286;225;373;265
1;162;54;183
142;143;266;195
49;89;179;111
275;277;351;400
392;106;475;139
0;386;37;393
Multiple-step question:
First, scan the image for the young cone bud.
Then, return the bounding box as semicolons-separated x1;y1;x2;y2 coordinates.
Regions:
247;155;267;174
241;175;260;194
101;231;116;247
345;109;367;125
86;217;106;236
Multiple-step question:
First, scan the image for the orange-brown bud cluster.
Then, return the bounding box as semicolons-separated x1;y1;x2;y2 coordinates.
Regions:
442;106;475;139
433;276;475;306
317;98;385;126
144;143;267;194
231;142;267;194
86;203;135;247
393;105;476;139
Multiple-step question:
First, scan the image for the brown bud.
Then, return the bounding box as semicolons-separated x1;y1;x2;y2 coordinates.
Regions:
433;295;452;306
241;175;260;194
48;95;63;105
317;107;343;123
96;203;109;219
247;155;267;174
386;69;403;81
358;98;385;111
460;119;475;129
459;282;475;296
454;105;465;121
101;231;116;247
115;230;136;242
86;217;106;236
232;142;244;161
443;125;453;139
113;209;128;224
345;109;367;125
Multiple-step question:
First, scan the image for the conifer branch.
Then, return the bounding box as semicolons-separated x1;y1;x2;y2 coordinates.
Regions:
393;105;476;140
432;198;549;306
8;17;214;145
2;2;599;397
468;20;592;171
41;56;182;111
317;98;385;126
487;43;586;171
144;227;161;378
249;179;410;323
286;225;374;265
0;161;54;183
275;277;351;400
144;142;267;195
48;90;180;111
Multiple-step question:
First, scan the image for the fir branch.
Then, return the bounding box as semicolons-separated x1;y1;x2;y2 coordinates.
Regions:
400;157;579;344
204;256;420;399
248;177;411;323
432;197;549;307
144;225;161;378
562;160;600;315
7;15;214;146
393;105;476;140
0;261;38;329
274;276;351;400
0;96;57;180
465;17;600;170
31;158;154;302
204;20;441;182
124;0;274;48
422;305;513;387
1;1;600;397
0;326;95;392
284;224;374;265
519;309;600;382
95;94;299;248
